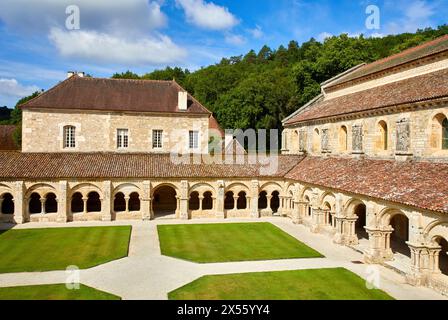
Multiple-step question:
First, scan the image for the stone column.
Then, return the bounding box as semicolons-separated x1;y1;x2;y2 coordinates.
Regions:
267;196;272;214
311;207;326;233
199;196;204;212
82;197;88;215
216;180;225;219
292;201;303;224
364;226;394;264
40;197;46;215
246;196;251;210
406;242;432;286
124;196;130;213
250;180;259;218
57;181;69;223
101;181;112;221
13;181;26;224
233;196;238;211
179;180;189;220
141;180;152;220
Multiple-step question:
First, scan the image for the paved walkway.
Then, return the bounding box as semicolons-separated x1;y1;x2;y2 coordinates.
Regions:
0;218;445;300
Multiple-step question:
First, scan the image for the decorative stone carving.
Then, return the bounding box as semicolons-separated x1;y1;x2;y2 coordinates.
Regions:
396;118;411;154
299;130;307;152
352;124;363;154
321;129;330;152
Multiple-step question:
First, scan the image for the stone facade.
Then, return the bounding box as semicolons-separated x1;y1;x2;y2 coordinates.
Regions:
22;108;210;154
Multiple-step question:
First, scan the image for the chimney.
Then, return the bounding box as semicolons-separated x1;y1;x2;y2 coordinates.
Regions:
178;91;188;111
77;72;85;78
67;71;75;78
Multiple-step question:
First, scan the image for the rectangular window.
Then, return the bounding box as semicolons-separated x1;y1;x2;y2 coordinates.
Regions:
117;129;129;149
189;131;199;150
63;126;76;149
152;130;163;149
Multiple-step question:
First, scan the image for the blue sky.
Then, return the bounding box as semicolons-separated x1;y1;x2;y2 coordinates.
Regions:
0;0;446;107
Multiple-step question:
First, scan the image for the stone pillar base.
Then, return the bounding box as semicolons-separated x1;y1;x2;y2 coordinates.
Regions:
216;212;225;219
13;216;24;224
101;215;113;222
364;249;394;264
56;215;68;223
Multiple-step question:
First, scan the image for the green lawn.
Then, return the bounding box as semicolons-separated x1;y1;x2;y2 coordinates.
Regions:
0;226;131;273
0;284;121;300
158;222;323;263
169;268;394;300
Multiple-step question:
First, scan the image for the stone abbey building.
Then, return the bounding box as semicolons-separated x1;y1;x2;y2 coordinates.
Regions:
0;35;447;295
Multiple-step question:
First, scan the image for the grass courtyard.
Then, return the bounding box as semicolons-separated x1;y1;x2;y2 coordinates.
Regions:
169;268;394;300
0;226;132;273
0;284;121;300
158;222;323;263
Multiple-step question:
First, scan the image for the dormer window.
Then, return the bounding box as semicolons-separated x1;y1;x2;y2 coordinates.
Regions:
63;126;76;149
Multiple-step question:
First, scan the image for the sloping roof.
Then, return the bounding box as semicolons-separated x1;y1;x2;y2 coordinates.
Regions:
325;35;448;89
284;68;448;125
20;76;211;115
0;152;302;179
0;125;18;150
209;115;225;138
285;156;448;214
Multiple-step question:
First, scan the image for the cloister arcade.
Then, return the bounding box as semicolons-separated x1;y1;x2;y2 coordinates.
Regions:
0;178;447;294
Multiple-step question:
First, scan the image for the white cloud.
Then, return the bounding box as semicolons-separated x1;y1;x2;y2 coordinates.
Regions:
176;0;239;30
0;0;166;36
49;28;187;66
317;32;333;42
248;25;263;39
224;34;246;46
384;0;437;34
0;79;40;98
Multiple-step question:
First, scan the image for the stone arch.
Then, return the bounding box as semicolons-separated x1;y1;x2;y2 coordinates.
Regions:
189;182;217;198
225;182;250;194
152;185;178;218
224;191;234;210
339;125;348;151
258;191;268;210
259;182;282;194
271;191;280;213
312;128;320;152
202;191;213;210
378;208;410;257
377;120;389;151
430;235;448;276
44;193;58;214
237;191;247;210
71;192;83;213
319;192;336;209
113;183;141;197
86;191;101;213
114;192;126;212
70;183;103;199
128;192;140;212
25;183;57;199
28;192;42;214
1;193;14;215
189;191;200;211
430;113;448;150
344;198;367;240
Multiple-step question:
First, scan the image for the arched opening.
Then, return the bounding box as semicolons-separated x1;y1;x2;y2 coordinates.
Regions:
189;192;200;211
339;126;348;151
443;117;448;150
390;214;410;257
378;120;388;150
323;201;332;227
312;128;320;153
237;191;247;210
71;192;83;213
114;192;126;212
129;192;140;212
45;193;58;213
271;191;280;214
435;237;448;276
354;203;368;240
87;192;101;213
224;191;234;210
1;193;14;214
258;191;267;210
431;114;448;150
202;192;213;210
153;186;177;218
304;195;311;217
29;193;42;214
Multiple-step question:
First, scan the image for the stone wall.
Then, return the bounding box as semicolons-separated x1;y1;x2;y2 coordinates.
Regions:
22;109;210;154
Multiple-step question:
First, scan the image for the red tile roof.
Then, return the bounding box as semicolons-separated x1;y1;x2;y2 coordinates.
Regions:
326;35;448;89
285;68;448;125
0;152;302;180
0;125;18;150
20;76;211;115
285;156;448;214
209;115;225;138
